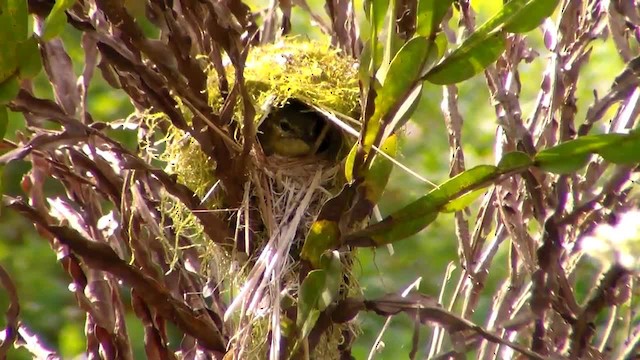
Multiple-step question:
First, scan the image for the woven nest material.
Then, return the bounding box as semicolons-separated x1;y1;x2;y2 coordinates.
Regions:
153;39;361;359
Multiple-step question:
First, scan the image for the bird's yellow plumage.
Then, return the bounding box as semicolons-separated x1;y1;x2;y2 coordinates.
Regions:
258;100;326;157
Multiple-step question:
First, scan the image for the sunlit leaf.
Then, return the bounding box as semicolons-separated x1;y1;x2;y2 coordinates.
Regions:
344;143;357;182
425;32;505;84
424;0;560;84
503;0;560;33
364;36;433;152
534;134;622;174
598;134;640;164
416;0;455;37
362;134;397;204
43;0;76;40
442;187;486;212
497;151;533;171
344;165;499;246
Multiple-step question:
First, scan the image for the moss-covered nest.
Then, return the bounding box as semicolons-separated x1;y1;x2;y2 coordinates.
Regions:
151;38;362;359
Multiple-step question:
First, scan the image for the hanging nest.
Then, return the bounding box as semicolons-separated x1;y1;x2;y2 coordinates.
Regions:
148;39;362;358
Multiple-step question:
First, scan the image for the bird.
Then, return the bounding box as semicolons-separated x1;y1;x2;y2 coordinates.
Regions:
258;100;329;157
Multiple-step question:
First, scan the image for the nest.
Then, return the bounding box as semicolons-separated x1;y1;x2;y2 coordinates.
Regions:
150;39;361;358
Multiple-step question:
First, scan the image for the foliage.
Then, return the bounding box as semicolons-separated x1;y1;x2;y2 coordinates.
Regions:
0;0;639;359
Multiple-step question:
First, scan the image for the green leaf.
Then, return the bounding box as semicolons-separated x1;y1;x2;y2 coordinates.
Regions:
345;165;500;246
534;134;623;174
442;187;486;212
378;0;399;84
497;151;533;171
425;32;505;84
424;0;560;85
344;142;357;182
365;0;390;36
301;220;340;268
362;134;397;204
0;76;20;105
43;0;76;40
295;251;342;346
503;0;560;33
17;36;43;79
297;269;325;337
386;83;423;137
317;251;342;311
1;0;28;43
364;36;433;152
416;0;455;37
598;134;640;164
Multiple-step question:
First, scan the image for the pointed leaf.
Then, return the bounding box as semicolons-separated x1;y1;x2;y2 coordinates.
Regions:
598;134;640;164
534;134;622;174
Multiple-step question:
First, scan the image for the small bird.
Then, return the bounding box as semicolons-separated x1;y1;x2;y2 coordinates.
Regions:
258;100;327;157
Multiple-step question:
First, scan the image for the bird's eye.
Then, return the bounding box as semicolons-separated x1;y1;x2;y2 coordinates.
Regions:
279;119;292;132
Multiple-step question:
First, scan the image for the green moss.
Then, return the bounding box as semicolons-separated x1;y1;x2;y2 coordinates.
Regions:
207;39;360;122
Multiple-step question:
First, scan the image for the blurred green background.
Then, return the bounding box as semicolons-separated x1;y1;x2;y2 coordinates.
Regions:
0;0;623;358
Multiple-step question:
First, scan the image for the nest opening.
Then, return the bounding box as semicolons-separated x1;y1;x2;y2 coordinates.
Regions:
256;98;346;161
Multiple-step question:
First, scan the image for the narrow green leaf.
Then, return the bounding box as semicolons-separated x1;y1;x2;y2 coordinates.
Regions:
344;142;357;182
366;0;390;35
497;151;533;171
442;187;486;212
503;0;560;33
424;0;560;85
345;165;499;246
534;134;622;174
598;134;640;164
362;134;397;204
43;0;76;40
364;36;432;151
379;0;399;84
386;83;423;137
425;32;505;84
358;40;373;89
416;0;455;37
